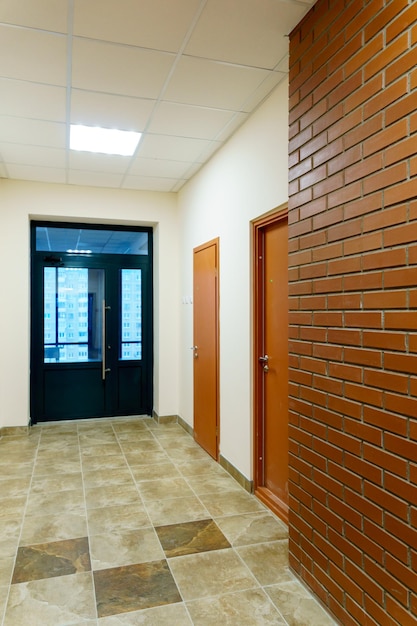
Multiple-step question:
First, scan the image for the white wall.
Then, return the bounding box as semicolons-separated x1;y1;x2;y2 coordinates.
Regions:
0;179;179;427
178;79;289;480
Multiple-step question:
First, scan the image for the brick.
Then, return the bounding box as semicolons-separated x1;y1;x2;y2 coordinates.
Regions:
329;32;362;75
386;93;417;127
344;113;383;150
385;432;417;462
312;241;343;262
344;416;382;445
384;267;417;289
362;247;406;271
363;443;407;478
385;392;417;419
364;369;408;394
385;352;417;375
345;33;382;78
328;255;362;275
345;382;383;409
328;144;361;176
327;328;362;346
363;204;407;233
327;293;362;309
363;405;407;437
364;481;408;520
313;137;344;169
328;181;361;209
328;527;362;566
363;162;407;196
328;395;362;419
328;71;363;110
363;290;407;309
364;0;408;42
362;330;405;352
344;192;382;220
344;347;382;368
363;118;408;156
344;272;383;292
346;523;383;562
345;560;384;606
365;32;408;82
344;74;382;115
364;77;408;121
386;135;417;167
386;47;417;86
345;0;384;42
364;558;409;609
327;218;362;243
345;153;383;185
385;473;417;508
385;312;417;330
344;312;382;329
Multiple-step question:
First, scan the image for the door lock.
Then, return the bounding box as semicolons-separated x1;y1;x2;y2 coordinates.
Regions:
259;354;269;372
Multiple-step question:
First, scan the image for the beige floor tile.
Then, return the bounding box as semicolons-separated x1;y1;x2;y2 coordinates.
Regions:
137;477;195;502
0;557;14;587
87;503;150;535
144;495;210;526
186;588;286;625
125;450;170;466
185;473;243;495
198;490;266;517
0;477;32;497
0;518;22;557
177;458;228;477
90;528;164;570
32;458;82;476
25;489;85;518
20;512;88;546
81;455;128;472
30;472;84;494
130;462;180;482
97;603;192;625
0;585;9;623
266;579;338;625
81;443;123;458
215;512;288;546
3;572;96;626
0;496;27;520
236;540;289;586
168;548;258;600
84;484;141;510
83;468;135;488
119;439;163;454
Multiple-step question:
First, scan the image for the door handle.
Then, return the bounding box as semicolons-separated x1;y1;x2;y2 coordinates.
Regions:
191;345;198;358
259;354;269;372
102;300;111;380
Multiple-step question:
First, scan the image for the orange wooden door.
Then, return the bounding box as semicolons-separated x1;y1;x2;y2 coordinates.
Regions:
193;239;219;459
254;212;288;523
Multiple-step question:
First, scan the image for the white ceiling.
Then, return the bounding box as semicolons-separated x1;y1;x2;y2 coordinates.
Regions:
0;0;314;193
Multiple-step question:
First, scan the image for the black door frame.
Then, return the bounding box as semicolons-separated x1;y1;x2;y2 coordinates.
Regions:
30;220;153;423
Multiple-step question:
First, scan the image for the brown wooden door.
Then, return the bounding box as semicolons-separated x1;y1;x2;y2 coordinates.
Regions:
254;210;288;523
193;238;219;459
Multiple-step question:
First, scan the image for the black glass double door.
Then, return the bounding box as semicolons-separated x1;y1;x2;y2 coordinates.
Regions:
30;223;153;422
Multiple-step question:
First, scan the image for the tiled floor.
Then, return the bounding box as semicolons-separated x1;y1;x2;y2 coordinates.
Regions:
0;417;338;625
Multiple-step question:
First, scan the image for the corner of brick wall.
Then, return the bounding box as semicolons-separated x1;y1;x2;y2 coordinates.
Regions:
288;1;417;624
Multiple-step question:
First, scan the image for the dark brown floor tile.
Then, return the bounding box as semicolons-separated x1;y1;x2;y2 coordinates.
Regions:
94;559;181;618
12;536;91;584
155;518;231;558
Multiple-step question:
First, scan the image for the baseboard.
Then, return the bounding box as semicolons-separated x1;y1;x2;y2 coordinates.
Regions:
219;454;253;494
0;425;31;438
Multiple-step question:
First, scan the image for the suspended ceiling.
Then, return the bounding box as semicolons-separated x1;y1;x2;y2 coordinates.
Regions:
0;0;314;193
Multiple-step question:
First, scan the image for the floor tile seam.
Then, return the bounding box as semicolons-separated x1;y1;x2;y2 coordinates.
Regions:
104;428;153;521
78;432;100;623
2;426;43;626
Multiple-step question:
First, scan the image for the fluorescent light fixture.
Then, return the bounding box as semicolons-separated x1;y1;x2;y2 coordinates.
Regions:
70;125;141;156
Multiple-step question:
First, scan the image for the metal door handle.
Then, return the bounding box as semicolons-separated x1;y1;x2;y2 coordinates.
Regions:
102;300;111;380
258;354;269;362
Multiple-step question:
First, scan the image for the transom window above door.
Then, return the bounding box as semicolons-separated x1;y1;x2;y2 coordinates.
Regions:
35;226;149;256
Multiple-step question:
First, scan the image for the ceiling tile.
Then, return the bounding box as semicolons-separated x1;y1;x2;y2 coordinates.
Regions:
128;157;191;178
73;0;200;52
164;56;270;110
0;25;67;85
71;90;155;131
138;134;217;162
0;0;68;32
68;170;124;188
69;152;132;174
6;163;66;184
0;117;66;149
72;39;175;99
122;175;177;192
185;0;307;69
148;102;235;139
0;143;66;168
0;79;66;121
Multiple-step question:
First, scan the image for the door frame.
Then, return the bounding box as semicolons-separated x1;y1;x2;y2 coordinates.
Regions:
193;237;220;460
252;205;288;521
30;220;153;423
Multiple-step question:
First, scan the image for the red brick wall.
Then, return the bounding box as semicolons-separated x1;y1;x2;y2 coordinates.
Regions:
288;1;417;624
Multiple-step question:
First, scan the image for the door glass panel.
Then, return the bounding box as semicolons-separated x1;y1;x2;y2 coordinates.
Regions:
36;226;148;255
44;267;104;363
120;269;142;360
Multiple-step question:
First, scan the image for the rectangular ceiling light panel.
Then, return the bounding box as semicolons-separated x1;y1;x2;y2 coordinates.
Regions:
70;124;141;156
